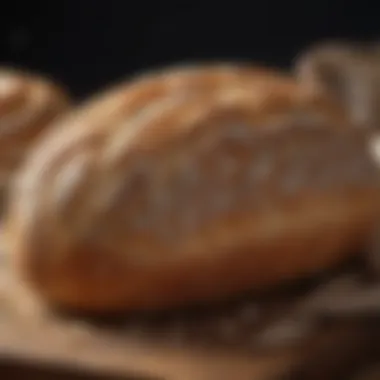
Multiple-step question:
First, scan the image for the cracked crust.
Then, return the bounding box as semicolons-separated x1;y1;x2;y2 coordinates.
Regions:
5;63;374;313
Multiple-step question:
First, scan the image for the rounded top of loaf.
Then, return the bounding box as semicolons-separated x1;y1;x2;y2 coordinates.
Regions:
0;67;71;145
0;67;71;206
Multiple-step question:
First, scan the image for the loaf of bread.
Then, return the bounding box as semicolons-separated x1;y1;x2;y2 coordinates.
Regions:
294;41;380;129
5;63;374;313
0;68;71;208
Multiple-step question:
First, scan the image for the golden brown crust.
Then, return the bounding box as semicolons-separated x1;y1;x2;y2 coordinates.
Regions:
4;63;372;313
294;41;380;129
0;68;71;205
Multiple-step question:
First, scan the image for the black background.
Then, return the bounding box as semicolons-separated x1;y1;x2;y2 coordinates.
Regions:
1;1;378;100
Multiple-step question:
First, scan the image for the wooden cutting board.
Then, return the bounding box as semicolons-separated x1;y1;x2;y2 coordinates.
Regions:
0;240;296;380
0;239;378;380
0;302;297;380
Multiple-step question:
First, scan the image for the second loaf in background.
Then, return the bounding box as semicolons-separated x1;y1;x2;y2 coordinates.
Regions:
0;68;71;211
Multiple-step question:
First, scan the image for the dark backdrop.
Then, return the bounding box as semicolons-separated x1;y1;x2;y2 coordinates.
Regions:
1;1;378;99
